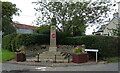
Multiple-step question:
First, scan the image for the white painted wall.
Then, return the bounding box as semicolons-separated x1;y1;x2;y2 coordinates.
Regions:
103;18;118;36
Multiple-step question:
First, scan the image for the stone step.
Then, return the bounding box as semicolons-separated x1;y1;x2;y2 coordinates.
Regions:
39;56;65;59
42;51;61;55
32;51;72;63
26;58;72;63
39;53;63;57
39;51;64;57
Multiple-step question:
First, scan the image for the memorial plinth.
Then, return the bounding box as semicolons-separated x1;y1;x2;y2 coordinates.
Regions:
38;25;66;62
49;25;57;52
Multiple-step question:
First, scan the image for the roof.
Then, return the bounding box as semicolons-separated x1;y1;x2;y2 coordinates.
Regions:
14;24;37;30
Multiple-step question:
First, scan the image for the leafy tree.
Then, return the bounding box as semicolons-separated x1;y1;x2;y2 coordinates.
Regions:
36;25;50;34
1;1;21;35
33;1;111;36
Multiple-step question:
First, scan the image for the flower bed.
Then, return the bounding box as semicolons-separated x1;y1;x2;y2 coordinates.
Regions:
72;45;89;63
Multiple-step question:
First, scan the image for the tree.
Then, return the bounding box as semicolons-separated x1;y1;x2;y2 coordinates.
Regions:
36;25;50;34
33;1;111;36
1;1;21;35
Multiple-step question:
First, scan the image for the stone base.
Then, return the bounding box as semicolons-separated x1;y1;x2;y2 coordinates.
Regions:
38;51;68;62
49;47;57;52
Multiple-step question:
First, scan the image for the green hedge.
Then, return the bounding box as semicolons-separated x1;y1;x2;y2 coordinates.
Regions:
2;34;119;59
11;34;49;51
2;34;17;51
64;36;119;59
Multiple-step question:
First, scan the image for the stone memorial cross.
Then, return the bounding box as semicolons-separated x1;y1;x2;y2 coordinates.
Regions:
49;25;57;52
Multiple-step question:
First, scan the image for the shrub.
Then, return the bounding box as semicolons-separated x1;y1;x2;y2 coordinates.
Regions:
57;35;119;59
11;34;49;51
36;25;50;34
56;31;71;45
2;34;17;51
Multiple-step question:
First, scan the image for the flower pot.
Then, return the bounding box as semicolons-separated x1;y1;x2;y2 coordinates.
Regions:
72;54;89;63
15;53;26;62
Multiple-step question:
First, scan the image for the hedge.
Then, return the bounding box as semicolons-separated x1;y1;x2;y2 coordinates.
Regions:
11;34;49;51
65;36;119;59
2;34;119;59
2;34;17;51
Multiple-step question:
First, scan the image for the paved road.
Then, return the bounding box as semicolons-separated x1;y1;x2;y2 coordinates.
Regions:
45;63;119;71
1;62;119;71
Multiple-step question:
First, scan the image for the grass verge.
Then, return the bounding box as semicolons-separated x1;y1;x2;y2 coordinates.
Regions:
0;49;15;62
106;57;120;63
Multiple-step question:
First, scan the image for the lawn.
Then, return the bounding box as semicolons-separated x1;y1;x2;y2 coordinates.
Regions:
0;49;15;62
106;57;120;63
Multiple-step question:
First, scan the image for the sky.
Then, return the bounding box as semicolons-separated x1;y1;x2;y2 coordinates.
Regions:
2;0;38;26
1;0;120;35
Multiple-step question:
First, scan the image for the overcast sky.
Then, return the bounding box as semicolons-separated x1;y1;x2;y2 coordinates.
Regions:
1;0;120;35
2;0;38;26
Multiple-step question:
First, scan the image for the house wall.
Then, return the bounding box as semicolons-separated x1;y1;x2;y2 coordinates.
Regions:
16;28;35;34
103;18;118;36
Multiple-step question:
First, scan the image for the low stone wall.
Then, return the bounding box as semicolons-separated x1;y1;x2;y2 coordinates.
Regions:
25;45;75;57
57;45;74;53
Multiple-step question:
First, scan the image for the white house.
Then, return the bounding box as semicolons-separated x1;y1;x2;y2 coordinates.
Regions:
93;2;120;36
14;24;37;34
103;13;119;36
93;13;119;36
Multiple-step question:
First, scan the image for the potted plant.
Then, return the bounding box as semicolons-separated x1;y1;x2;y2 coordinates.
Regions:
15;45;26;62
72;45;89;63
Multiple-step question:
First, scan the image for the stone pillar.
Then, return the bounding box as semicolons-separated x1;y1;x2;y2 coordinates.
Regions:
49;25;57;52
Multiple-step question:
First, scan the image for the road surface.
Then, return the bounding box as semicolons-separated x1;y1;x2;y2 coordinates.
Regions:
0;62;119;71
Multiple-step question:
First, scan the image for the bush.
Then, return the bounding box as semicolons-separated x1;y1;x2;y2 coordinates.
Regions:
11;34;49;51
56;31;71;45
2;34;17;51
66;36;119;59
36;25;50;35
57;35;119;59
